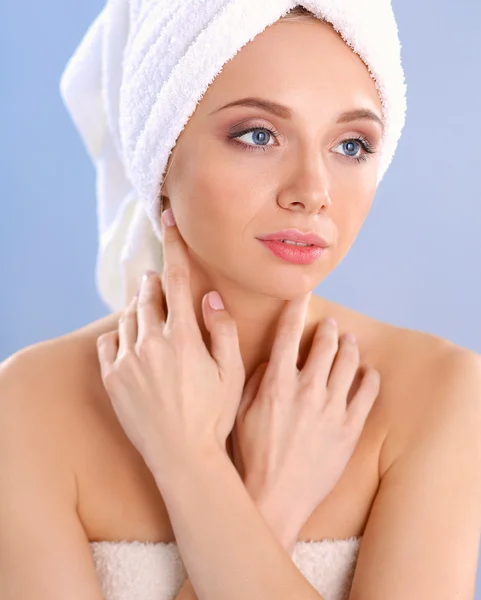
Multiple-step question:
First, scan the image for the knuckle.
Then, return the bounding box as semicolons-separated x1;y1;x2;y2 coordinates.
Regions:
298;378;319;401
97;331;115;344
116;349;136;368
263;377;285;403
135;344;150;362
118;312;131;325
102;364;119;388
165;264;188;285
363;367;381;391
97;333;107;347
137;289;156;307
339;336;359;357
314;322;339;347
282;312;300;328
165;321;199;350
135;336;158;360
277;322;300;342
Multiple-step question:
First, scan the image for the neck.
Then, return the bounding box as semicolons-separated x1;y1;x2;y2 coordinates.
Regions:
174;262;328;380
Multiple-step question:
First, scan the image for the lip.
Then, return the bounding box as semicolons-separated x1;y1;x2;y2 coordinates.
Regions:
258;239;327;265
257;229;329;248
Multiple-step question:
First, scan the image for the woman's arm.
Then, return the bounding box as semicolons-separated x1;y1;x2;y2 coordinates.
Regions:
347;348;481;600
152;445;322;600
0;350;105;600
171;491;299;600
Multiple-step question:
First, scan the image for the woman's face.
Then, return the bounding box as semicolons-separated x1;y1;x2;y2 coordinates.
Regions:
161;17;383;299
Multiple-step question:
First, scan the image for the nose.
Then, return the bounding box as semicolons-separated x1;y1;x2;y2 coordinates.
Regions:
277;154;332;215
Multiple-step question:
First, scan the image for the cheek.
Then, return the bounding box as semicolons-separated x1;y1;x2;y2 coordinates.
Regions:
169;145;253;251
334;178;376;247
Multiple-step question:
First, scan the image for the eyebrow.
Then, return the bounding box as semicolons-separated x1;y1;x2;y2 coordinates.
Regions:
209;96;384;133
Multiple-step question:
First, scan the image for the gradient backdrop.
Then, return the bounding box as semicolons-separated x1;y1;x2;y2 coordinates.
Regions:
1;0;481;594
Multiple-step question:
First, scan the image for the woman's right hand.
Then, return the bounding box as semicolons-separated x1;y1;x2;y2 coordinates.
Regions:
231;292;381;538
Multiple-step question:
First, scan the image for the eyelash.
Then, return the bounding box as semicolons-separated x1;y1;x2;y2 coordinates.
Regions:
227;126;376;163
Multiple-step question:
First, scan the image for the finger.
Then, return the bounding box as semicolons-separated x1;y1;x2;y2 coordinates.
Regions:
137;270;166;344
118;295;139;356
97;330;119;380
161;209;197;328
237;361;268;421
326;333;360;406
345;367;380;431
299;318;339;387
201;291;242;377
268;292;311;375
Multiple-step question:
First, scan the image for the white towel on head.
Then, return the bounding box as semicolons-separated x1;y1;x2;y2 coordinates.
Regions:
60;0;407;312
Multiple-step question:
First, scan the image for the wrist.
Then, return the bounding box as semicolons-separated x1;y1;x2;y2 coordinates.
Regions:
251;491;303;556
151;440;226;491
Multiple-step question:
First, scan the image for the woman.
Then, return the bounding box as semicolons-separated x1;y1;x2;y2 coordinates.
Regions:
1;2;480;600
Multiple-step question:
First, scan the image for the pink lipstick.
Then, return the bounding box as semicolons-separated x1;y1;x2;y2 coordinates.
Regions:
257;229;329;265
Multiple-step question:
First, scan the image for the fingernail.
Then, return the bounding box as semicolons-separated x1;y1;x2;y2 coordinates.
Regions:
345;332;356;344
324;317;337;328
142;270;157;282
163;208;176;228
208;291;224;310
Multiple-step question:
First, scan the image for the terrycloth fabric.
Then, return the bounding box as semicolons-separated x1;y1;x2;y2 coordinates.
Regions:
90;537;362;600
60;0;407;312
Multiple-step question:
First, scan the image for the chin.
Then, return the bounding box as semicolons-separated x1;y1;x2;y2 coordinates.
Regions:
244;270;321;300
201;248;327;299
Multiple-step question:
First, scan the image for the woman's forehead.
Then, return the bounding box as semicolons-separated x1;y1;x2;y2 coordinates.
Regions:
194;19;382;122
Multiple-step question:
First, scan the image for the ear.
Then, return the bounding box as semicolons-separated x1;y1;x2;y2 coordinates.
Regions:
159;145;179;202
159;193;171;214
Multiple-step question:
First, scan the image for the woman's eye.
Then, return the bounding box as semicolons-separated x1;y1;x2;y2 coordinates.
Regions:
229;127;278;149
332;136;376;162
228;128;375;161
333;139;362;158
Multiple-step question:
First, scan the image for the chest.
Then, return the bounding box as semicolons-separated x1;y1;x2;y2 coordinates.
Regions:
76;380;390;545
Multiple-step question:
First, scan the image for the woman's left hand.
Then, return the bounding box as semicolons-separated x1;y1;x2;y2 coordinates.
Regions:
96;209;246;481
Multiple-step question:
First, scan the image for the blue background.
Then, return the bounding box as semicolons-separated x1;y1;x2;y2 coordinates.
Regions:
1;0;480;594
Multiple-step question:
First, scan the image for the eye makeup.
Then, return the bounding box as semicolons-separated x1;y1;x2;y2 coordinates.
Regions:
226;122;378;163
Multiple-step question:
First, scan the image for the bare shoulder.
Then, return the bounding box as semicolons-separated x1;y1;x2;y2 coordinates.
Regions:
317;297;481;472
0;310;123;491
0;310;122;400
372;318;481;477
0;316;123;597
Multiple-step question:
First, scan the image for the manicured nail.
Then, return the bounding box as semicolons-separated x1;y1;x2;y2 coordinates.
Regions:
142;270;157;282
163;208;176;228
208;291;224;310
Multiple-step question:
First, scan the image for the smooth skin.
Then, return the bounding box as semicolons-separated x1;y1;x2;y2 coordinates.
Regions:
95;208;379;600
1;13;481;600
140;16;384;382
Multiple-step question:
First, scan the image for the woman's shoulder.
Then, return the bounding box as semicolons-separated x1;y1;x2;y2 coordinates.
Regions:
336;296;479;397
1;310;122;398
375;316;481;496
319;298;480;472
318;296;470;366
0;311;123;474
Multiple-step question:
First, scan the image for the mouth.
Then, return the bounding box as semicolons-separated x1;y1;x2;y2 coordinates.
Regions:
257;228;329;248
257;238;327;265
